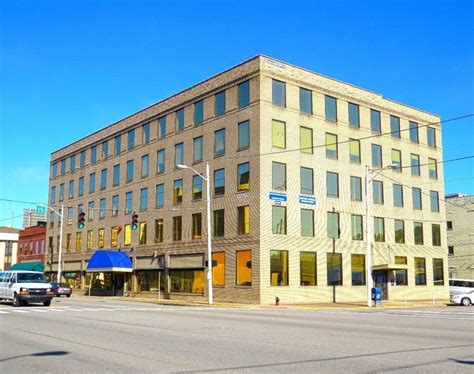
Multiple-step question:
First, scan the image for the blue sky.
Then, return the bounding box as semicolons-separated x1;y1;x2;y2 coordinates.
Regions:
0;0;473;228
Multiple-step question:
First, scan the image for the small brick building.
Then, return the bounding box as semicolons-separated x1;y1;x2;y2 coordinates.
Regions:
18;223;47;264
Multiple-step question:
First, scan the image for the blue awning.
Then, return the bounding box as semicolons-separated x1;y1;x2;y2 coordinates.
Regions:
86;250;133;273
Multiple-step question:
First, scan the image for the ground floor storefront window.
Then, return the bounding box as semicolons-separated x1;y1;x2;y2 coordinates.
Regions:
63;271;82;289
136;270;164;292
170;269;204;294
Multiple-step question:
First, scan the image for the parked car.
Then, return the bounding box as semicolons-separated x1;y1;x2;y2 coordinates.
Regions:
450;291;474;306
50;282;72;297
449;278;474;296
0;271;53;306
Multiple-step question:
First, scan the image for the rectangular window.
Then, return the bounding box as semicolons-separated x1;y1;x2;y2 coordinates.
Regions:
76;232;82;251
349;139;361;163
140;188;148;210
412;187;422;210
158;116;166;139
169;270;204;294
415;257;426;285
141;154;149;178
351;254;366;286
351;214;363;240
192;136;203;163
411;154;420;176
390;115;400;138
69;180;75;199
139;222;147;245
99;198;106;219
432;224;441;246
112;164;120;187
112;195;119;216
272;162;286;191
87;230;93;250
52;162;58;178
192;213;202;240
173;179;183;204
427;127;436;148
80;150;86;168
238;80;250;109
154;219;163;243
395;256;408;285
300;252;317;286
433;258;444;285
238;206;250;234
125;191;133;214
192;175;202;200
100;169;107;190
327;253;343;286
67;207;73;225
213;209;225;237
59;183;65;201
272;79;286;107
70;155;76;172
270;250;288;286
157;149;165;174
326;171;339;198
238;120;250;150
61;160;67;176
272;120;286;148
212;252;225;287
391;149;402;172
374;217;385;242
447;221;453;230
51;186;57;204
371;109;381;133
448;246;454;255
127;129;135;150
414;222;424;245
430;190;439;212
325;133;338;159
301;209;314;237
126;160;134;183
272;206;287;235
124;224;131;246
155;183;164;208
236;250;252;286
428;158;438;179
88;201;94;220
327;211;340;239
114;135;121;155
172;216;182;241
409;121;419;143
214;168;225;196
237;162;250;191
300;167;314;195
90;146;97;165
395;220;405;244
102;141;109;159
193;100;204;125
373;180;384;204
371;144;382;168
66;233;71;251
325;95;337;121
111;226;118;248
215;90;226;117
174;143;184;168
350;176;362;201
300;126;313;154
176;108;184;132
299;87;312;114
348;102;360;128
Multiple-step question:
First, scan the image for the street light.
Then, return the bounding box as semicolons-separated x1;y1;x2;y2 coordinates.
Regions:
365;164;396;307
177;162;213;305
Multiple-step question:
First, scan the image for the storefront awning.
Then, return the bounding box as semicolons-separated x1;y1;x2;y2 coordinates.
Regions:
86;250;133;273
11;262;44;272
372;264;408;271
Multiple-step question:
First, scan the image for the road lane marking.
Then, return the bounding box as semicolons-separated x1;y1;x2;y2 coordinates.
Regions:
11;310;29;313
29;309;48;313
0;311;9;314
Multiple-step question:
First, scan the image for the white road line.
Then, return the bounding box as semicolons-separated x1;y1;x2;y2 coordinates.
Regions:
29;309;48;313
65;308;84;312
0;310;9;314
11;310;29;313
48;309;66;312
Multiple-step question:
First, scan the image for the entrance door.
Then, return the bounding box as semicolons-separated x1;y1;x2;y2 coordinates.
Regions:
114;274;124;296
373;270;388;300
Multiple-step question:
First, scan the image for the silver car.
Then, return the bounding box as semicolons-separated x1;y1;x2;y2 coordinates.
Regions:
450;291;474;306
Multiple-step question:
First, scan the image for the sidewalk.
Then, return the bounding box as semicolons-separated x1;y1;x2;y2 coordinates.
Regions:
71;293;451;310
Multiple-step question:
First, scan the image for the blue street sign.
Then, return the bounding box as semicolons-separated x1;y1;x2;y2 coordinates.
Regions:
36;205;46;215
299;195;316;205
269;192;287;202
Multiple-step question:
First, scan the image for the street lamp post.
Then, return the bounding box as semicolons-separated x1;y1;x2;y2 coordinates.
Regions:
365;164;396;307
177;162;213;305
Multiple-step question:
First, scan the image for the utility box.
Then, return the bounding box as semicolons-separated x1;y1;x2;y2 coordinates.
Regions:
371;287;382;306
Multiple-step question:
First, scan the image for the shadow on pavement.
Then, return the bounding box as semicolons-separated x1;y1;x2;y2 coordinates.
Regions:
0;350;69;362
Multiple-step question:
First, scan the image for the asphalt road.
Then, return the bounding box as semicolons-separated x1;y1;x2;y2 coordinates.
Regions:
0;297;473;373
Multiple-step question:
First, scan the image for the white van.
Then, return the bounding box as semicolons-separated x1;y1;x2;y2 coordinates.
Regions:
449;278;474;296
0;271;53;307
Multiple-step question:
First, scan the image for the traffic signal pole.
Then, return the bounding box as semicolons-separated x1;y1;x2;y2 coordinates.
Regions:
57;204;64;282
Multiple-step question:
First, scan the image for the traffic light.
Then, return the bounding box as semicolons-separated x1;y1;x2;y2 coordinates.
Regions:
131;213;139;230
78;212;86;229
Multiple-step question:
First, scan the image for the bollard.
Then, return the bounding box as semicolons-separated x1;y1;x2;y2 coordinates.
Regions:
275;296;280;306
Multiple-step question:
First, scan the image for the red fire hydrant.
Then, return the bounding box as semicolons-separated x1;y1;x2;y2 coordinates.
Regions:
275;297;280;306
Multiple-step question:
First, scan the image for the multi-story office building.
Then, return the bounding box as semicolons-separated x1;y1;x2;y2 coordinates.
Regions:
445;194;474;279
47;56;448;303
22;208;46;229
0;226;20;271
